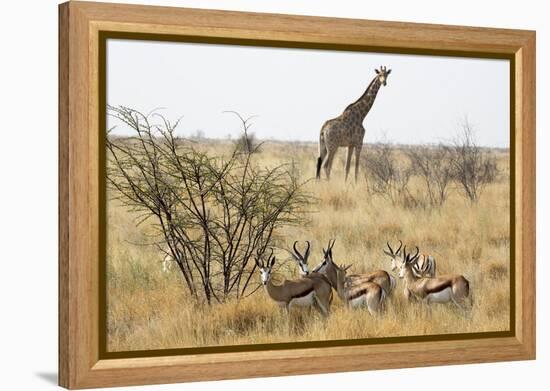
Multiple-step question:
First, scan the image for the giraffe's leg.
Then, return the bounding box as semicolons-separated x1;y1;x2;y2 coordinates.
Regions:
320;148;331;180
354;145;363;183
344;146;354;182
323;148;337;180
317;142;328;180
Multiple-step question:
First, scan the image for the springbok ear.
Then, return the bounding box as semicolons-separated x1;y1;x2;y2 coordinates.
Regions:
254;258;262;268
269;256;276;268
375;69;380;74
387;69;392;75
383;250;393;257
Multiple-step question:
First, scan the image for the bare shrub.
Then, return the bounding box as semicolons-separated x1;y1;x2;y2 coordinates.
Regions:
406;146;453;206
106;105;311;304
444;120;498;202
363;143;416;207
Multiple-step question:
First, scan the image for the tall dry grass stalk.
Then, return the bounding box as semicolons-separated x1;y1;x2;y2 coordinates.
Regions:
106;141;510;352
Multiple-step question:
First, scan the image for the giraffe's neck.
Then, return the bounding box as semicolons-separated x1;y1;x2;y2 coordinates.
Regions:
344;76;382;120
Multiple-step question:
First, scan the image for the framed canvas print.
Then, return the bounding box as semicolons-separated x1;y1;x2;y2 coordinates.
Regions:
58;1;536;389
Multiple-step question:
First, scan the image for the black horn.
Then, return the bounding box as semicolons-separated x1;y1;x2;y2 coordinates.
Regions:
293;241;301;258
411;246;420;262
396;240;403;254
268;248;276;267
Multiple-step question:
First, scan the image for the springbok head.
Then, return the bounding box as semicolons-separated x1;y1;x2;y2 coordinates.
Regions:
375;65;392;86
335;263;353;283
288;240;312;276
255;248;276;286
398;246;420;279
312;239;336;274
333;262;353;300
383;240;403;271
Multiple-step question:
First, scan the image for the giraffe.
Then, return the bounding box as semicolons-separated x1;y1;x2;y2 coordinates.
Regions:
316;65;392;181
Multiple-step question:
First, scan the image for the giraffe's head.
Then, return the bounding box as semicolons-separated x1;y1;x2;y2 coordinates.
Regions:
375;65;392;86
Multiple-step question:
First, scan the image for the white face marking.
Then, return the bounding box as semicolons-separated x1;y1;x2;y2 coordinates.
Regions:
390;257;397;271
260;267;271;285
398;262;406;278
298;261;309;276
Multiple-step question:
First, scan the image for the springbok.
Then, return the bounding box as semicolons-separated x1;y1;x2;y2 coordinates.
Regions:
398;246;470;310
384;240;436;278
313;239;396;295
312;243;385;315
334;262;386;315
288;241;335;311
255;249;333;315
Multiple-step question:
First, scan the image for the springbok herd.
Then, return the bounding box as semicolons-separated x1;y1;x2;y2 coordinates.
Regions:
254;240;470;316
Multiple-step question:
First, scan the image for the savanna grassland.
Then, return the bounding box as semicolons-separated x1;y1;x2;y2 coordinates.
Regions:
106;140;510;352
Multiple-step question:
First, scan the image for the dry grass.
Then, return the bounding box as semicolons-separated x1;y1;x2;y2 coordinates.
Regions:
106;141;510;352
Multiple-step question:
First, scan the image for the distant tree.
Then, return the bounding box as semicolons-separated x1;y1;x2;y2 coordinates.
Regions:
224;111;260;154
444;120;498;203
406;146;452;206
191;129;205;141
363;143;415;207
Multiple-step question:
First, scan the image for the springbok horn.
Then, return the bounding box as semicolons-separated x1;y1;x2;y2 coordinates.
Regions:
396;240;403;254
387;241;394;254
323;239;331;257
293;241;301;258
304;241;311;260
268;248;277;267
411;246;420;262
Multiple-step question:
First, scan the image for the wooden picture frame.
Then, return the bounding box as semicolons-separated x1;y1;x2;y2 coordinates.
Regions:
59;1;536;389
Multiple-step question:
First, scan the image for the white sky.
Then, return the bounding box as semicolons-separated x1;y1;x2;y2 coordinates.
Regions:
107;39;510;148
